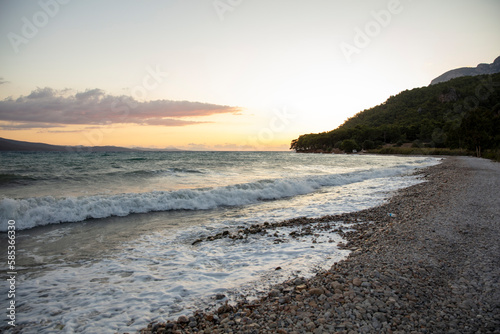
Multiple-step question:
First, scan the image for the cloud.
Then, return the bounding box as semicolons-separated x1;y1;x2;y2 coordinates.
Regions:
0;87;241;129
0;77;9;85
0;122;63;130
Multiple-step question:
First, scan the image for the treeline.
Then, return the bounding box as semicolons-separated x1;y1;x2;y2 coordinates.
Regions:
290;73;500;157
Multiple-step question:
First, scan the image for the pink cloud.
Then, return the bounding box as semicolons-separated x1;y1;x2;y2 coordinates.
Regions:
0;87;240;129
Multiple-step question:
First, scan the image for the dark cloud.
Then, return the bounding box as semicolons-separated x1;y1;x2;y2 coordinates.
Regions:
0;77;9;85
0;87;240;129
26;87;56;99
74;88;106;100
0;122;64;130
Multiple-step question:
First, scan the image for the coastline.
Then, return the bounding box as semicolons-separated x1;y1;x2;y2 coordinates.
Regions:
138;156;500;334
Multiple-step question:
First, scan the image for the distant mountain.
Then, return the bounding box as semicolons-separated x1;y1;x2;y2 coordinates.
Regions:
0;137;187;152
430;56;500;85
0;137;141;152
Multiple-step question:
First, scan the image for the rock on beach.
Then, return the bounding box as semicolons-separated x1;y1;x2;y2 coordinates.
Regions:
138;156;500;334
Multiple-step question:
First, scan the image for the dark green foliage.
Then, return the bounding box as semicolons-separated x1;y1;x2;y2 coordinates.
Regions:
483;149;500;162
368;147;473;156
362;140;375;150
290;73;500;157
340;139;359;152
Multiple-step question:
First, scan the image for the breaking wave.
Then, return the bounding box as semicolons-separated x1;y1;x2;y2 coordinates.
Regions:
0;167;407;231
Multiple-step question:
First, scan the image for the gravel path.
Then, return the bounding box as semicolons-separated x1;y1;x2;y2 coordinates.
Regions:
139;156;500;334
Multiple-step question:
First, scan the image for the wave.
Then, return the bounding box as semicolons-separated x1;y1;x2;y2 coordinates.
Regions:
126;157;150;161
0;173;37;185
2;167;207;185
103;167;205;178
0;167;412;231
167;167;204;174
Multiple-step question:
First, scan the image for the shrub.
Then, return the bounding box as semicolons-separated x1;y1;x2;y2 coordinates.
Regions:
341;139;359;152
362;140;375;150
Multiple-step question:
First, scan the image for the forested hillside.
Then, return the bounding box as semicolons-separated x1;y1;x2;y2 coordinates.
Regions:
290;73;500;157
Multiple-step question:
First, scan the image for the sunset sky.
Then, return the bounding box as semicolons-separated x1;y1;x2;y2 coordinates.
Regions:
1;0;499;150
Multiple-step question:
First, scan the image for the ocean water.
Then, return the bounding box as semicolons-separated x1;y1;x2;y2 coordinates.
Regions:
0;151;440;333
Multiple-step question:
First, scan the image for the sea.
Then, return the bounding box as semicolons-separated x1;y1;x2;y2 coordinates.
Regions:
0;151;440;333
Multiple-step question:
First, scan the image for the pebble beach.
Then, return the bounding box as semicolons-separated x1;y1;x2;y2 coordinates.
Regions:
138;156;500;334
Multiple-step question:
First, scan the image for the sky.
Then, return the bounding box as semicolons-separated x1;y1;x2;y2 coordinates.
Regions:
0;0;499;150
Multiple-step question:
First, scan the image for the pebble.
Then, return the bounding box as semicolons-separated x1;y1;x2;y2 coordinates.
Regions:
308;287;324;296
215;293;226;300
177;316;189;324
352;277;362;287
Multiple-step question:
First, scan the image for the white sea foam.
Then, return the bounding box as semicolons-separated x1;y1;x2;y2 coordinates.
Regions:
4;221;350;334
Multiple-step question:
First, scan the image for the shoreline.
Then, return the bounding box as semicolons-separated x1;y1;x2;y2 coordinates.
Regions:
138;156;500;333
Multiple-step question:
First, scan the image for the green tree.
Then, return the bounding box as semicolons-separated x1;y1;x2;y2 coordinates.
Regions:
461;107;494;157
362;140;375;150
341;139;359;152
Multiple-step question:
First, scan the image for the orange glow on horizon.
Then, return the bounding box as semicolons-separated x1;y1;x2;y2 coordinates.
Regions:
0;120;292;151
